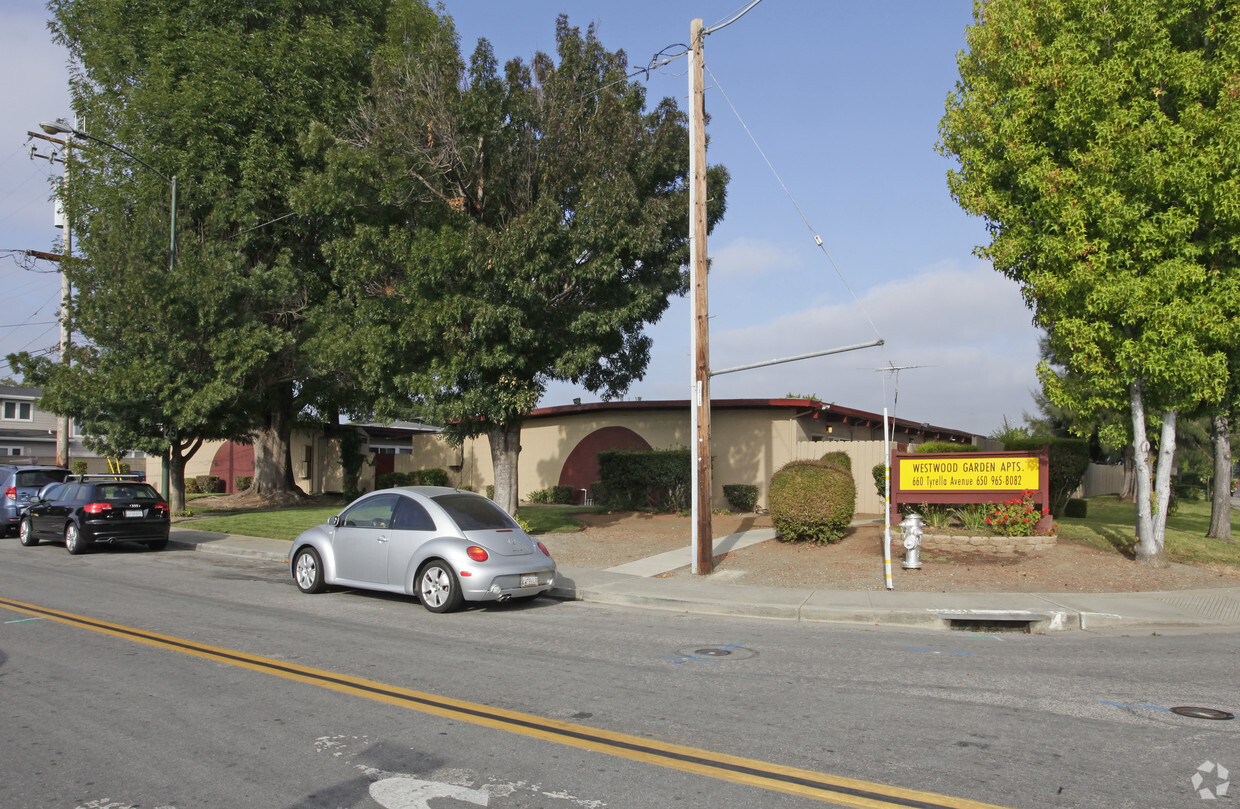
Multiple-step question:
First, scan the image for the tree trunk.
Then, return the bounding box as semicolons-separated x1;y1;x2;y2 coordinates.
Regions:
252;385;302;496
1130;380;1169;567
166;436;202;515
1207;412;1233;541
488;422;521;515
1119;445;1136;501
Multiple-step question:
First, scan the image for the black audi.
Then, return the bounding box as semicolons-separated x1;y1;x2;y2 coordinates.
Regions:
19;478;170;554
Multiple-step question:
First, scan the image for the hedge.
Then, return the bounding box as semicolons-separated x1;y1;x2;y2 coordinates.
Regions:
596;449;691;511
377;468;451;490
722;484;758;512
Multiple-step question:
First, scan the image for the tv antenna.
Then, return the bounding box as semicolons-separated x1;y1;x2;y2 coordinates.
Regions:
873;362;931;430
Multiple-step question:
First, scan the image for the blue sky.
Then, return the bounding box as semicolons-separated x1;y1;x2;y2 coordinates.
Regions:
0;0;1044;436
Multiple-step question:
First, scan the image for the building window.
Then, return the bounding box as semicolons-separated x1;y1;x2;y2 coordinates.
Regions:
2;401;32;421
0;446;23;455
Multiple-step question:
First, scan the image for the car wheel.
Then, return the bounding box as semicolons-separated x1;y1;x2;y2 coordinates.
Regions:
293;547;327;594
417;560;463;613
18;518;38;547
65;523;89;555
146;538;169;551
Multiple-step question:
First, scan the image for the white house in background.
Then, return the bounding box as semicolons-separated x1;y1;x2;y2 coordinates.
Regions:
0;385;142;471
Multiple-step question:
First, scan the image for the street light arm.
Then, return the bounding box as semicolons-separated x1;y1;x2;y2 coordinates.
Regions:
39;120;172;183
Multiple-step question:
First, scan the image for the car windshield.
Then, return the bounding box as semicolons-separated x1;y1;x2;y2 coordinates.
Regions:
16;469;69;488
95;483;161;501
433;494;517;531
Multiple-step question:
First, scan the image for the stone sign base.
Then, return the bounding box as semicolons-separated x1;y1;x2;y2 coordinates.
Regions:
922;533;1057;555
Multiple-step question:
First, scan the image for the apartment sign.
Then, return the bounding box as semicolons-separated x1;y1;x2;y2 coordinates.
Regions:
898;455;1040;492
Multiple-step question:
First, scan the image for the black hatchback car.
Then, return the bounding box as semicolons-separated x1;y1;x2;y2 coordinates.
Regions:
19;479;170;554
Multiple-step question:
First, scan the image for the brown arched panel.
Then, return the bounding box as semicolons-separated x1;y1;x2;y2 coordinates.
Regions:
210;441;255;493
558;426;652;502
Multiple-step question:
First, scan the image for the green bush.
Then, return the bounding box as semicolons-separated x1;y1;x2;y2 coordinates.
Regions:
914;441;980;453
195;475;224;494
184;478;201;494
872;462;887;500
820;450;851;471
597;449;692;511
769;460;856;543
526;487;554;504
234;475;253;492
722;484;759;512
377;468;451;490
71;460;89;475
1003;438;1090;515
486;485;494;500
1064;498;1088;518
552;485;575;504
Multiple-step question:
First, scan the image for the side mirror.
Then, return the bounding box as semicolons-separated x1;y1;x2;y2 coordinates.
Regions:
328;515;340;527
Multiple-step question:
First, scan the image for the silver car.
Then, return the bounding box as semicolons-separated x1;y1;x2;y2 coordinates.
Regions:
289;486;556;613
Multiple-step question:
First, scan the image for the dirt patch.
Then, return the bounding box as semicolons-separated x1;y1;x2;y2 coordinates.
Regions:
540;511;1240;593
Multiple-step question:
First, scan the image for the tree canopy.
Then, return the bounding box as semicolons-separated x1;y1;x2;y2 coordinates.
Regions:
939;0;1240;563
32;0;411;500
301;15;728;512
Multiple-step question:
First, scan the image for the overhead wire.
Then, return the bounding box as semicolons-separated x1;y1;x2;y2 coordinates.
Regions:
703;63;884;344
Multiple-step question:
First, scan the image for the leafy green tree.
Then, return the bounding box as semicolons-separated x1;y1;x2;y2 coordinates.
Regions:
302;15;728;513
939;1;1240;565
45;0;398;497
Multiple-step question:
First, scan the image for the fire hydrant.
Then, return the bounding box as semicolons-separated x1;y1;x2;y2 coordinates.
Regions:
899;513;924;570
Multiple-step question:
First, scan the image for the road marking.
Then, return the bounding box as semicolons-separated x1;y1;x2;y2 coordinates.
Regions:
0;596;1015;809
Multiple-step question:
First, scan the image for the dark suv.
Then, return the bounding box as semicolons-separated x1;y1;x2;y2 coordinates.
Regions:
0;464;71;536
20;477;169;554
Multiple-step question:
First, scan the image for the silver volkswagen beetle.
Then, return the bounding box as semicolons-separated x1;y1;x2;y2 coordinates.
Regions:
289;486;556;613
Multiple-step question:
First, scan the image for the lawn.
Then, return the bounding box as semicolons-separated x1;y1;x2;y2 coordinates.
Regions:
1057;495;1240;569
177;502;603;540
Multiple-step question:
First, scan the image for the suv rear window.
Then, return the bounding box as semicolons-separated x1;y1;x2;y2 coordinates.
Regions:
16;470;69;488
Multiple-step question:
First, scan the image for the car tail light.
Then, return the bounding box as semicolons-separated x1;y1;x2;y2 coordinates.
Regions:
466;546;489;562
4;486;14;501
154;502;169;512
537;540;551;557
84;502;112;514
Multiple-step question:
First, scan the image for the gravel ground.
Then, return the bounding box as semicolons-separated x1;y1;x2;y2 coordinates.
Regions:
538;510;1240;593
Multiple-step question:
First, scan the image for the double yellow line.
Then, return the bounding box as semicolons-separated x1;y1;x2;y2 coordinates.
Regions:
0;595;1015;809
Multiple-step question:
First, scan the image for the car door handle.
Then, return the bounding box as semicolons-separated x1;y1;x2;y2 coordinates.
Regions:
378;535;390;543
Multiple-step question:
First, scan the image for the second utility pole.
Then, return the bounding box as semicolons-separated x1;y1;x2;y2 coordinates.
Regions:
689;18;713;574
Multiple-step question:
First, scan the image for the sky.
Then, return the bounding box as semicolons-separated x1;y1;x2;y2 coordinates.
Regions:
0;0;1046;437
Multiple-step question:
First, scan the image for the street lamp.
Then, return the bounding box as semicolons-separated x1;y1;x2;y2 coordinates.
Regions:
41;120;178;498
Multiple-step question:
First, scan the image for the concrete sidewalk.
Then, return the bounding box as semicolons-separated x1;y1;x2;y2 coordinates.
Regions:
167;525;1240;633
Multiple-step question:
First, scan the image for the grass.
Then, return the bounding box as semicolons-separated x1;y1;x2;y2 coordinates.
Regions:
516;504;605;534
1057;495;1240;569
177;502;605;540
177;506;343;541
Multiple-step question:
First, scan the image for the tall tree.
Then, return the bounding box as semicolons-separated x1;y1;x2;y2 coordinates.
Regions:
940;1;1240;565
302;15;728;512
46;0;397;497
1207;351;1239;540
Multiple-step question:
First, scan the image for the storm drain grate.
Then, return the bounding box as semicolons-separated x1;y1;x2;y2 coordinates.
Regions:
944;617;1034;633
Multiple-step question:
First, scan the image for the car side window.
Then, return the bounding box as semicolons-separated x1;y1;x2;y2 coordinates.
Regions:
339;495;398;529
57;484;81;502
393;497;435;531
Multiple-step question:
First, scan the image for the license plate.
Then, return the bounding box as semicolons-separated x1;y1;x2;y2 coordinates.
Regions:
520;574;539;588
125;509;144;518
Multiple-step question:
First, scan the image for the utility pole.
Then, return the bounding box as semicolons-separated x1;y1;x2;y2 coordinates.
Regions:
689;18;713;574
28;129;72;468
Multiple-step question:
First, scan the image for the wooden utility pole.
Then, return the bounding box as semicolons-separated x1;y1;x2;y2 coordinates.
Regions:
689;18;713;574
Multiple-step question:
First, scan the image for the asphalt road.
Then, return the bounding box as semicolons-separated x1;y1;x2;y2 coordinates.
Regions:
1;540;1237;809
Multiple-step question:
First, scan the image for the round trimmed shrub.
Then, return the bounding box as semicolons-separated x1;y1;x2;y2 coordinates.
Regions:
769;460;856;543
820;450;851;471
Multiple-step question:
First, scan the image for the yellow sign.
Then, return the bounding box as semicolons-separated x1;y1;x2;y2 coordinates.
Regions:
898;455;1040;491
